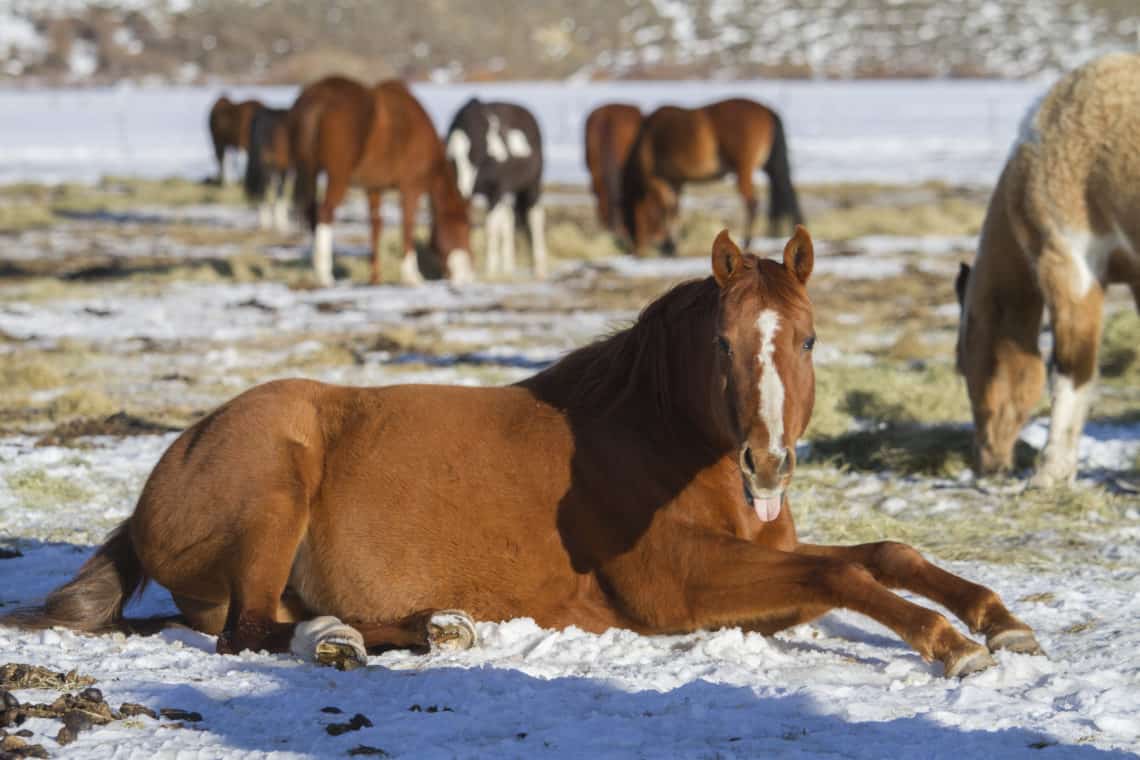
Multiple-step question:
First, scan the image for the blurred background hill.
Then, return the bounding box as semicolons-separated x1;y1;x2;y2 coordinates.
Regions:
0;0;1136;86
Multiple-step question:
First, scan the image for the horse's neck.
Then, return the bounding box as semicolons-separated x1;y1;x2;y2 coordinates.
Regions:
428;159;465;218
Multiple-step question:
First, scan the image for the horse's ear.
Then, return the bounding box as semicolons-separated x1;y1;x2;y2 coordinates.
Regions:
955;262;971;306
712;229;743;287
782;225;814;284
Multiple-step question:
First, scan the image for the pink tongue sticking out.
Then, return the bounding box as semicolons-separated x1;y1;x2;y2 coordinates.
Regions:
753;494;782;522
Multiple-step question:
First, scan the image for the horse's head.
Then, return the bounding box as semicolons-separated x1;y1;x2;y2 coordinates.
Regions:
622;175;675;254
953;261;1043;474
445;98;488;199
710;227;815;521
429;159;474;283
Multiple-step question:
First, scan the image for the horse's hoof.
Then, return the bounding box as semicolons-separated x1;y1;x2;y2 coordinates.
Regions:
427;610;478;652
944;645;997;678
315;639;367;671
988;628;1045;656
400;256;426;286
291;616;367;670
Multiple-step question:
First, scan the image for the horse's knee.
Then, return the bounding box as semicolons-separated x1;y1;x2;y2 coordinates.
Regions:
869;542;925;583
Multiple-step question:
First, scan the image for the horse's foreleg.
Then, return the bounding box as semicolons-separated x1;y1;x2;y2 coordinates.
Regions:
795;542;1042;655
619;537;993;677
517;187;547;279
351;610;478;654
1034;253;1105;487
272;172;291;232
367;189;384;285
398;189;425;285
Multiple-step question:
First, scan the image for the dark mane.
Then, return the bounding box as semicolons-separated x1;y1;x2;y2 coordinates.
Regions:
519;277;719;421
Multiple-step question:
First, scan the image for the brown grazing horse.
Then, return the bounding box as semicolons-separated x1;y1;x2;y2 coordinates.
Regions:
243;105;292;232
956;53;1140;486
622;98;803;256
6;228;1041;678
584;103;642;235
288;76;472;287
208;95;262;185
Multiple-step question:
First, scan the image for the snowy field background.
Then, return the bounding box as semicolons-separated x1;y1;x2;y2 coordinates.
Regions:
0;78;1137;759
0;79;1044;186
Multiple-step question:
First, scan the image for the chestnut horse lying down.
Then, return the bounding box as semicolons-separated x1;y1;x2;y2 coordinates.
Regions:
288;76;472;287
956;53;1140;486
622;98;804;256
208;95;262;185
7;229;1041;678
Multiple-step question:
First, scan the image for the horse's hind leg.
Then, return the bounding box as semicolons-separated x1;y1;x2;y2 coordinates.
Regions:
736;170;759;248
515;184;547;279
1034;246;1105;487
796;542;1042;655
398;188;426;285
366;189;384;285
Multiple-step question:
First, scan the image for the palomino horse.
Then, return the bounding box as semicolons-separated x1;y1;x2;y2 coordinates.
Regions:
446;99;548;279
956;52;1140;486
622;98;803;256
584;102;642;236
208;96;262;185
243;105;291;232
288;76;472;286
6;229;1041;678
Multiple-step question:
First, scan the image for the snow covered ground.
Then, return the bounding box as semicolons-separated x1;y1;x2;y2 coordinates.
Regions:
0;79;1043;186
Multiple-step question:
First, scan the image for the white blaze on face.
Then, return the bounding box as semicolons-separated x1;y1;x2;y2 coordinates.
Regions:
755;309;786;457
486;115;509;162
446;129;476;198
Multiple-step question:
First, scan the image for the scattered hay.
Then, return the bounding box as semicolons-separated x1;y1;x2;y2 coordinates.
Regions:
5;468;92;508
1100;309;1139;381
36;411;180;447
807;197;985;240
0;357;63;392
45;388;118;422
0;664;95;692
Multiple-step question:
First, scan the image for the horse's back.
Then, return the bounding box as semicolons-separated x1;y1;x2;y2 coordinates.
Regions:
1002;53;1140;285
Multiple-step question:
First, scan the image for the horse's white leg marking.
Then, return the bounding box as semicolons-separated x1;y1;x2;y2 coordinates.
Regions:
258;202;273;230
313;223;334;287
1034;374;1092;486
506;128;532;158
501;200;517;275
273;195;290;232
526;205;548;279
485;201;512;277
756;309;785;456
448;249;475;285
400;251;425;286
486;115;509;162
446;129;476;199
290;616;367;669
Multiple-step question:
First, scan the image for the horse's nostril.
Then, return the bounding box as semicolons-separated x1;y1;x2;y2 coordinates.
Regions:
743;446;756;473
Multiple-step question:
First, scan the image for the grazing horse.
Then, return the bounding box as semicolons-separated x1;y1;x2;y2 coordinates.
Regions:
243;105;292;232
584;102;642;235
622;98;803;256
288;76;472;287
4;229;1042;678
956;53;1140;486
208;96;262;185
445;99;547;279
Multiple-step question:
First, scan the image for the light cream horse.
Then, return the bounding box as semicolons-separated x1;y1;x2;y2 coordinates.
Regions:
956;53;1140;486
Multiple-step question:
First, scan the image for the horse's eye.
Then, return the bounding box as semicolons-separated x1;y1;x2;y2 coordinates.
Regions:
716;336;733;357
803;336;816;352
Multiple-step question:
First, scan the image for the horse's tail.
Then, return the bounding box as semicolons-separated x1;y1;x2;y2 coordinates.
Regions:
288;103;324;231
243;110;270;203
2;521;147;633
762;112;804;231
601;127;626;233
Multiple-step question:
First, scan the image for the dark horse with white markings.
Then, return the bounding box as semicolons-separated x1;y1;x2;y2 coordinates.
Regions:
4;228;1042;678
446;99;547;278
288;76;472;286
208;95;262;185
584;102;642;236
622;98;803;256
243;105;291;232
